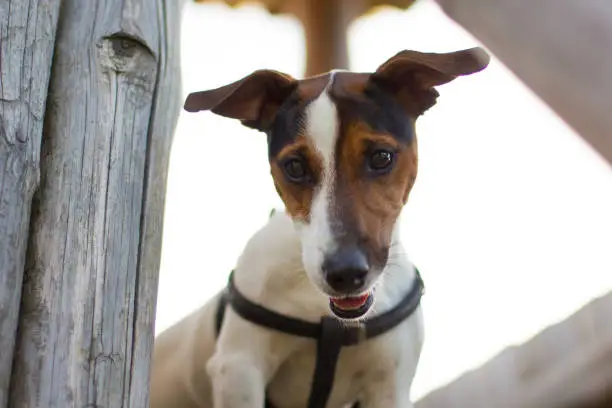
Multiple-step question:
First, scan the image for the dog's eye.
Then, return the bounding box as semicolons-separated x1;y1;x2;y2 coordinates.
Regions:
368;149;395;174
284;158;308;183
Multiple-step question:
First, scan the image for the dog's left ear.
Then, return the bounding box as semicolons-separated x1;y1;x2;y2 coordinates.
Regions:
370;47;490;116
184;70;297;131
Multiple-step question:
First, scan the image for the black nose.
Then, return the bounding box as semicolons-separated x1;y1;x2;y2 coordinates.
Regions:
323;248;369;293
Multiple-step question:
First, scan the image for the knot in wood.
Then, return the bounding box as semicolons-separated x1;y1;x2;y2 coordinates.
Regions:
98;34;155;74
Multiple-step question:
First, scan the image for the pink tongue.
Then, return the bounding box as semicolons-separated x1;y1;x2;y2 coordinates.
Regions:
331;293;369;309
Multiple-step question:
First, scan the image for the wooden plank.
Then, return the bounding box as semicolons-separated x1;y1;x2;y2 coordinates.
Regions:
0;1;61;407
433;0;612;165
416;291;612;408
8;0;183;406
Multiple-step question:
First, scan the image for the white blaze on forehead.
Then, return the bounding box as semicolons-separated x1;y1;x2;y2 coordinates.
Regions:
307;79;338;164
300;73;340;283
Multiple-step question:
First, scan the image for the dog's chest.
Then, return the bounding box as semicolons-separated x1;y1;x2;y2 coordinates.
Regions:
265;324;415;408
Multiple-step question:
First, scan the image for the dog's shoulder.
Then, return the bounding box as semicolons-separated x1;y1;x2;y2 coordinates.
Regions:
235;210;301;274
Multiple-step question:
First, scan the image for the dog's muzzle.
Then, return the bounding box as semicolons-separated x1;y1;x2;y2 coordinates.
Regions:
323;247;374;319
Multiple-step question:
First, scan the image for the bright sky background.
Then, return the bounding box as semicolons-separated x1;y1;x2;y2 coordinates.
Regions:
156;0;612;400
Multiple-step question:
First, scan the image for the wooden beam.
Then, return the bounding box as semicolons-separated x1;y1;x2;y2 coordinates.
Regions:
0;1;62;407
413;2;612;404
290;0;366;76
193;1;419;77
432;0;612;166
416;291;612;408
8;0;183;406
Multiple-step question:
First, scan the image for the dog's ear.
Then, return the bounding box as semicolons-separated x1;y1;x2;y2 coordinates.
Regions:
370;47;490;116
184;70;298;131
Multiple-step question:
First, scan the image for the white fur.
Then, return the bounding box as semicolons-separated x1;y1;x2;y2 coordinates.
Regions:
300;73;340;294
150;211;424;408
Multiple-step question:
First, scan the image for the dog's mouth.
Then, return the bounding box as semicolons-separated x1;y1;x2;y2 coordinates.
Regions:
329;291;374;319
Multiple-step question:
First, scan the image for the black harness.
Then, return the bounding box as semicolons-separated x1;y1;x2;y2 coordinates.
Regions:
214;269;424;408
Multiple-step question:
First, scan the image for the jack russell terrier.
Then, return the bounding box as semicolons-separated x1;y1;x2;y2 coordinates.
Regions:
151;47;490;408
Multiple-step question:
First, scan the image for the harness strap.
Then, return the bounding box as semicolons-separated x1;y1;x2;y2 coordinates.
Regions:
215;292;226;335
214;268;424;408
226;275;320;339
307;317;346;408
225;269;424;346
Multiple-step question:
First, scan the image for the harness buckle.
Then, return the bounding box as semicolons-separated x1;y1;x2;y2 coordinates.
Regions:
341;322;368;345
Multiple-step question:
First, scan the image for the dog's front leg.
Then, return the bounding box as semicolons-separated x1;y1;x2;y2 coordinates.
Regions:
207;309;299;408
360;310;424;408
359;381;413;408
208;352;267;408
359;355;418;408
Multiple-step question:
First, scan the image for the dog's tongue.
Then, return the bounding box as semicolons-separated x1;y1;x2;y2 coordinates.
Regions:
330;293;370;310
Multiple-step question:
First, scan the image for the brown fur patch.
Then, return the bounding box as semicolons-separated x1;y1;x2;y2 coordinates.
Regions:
267;74;330;223
334;121;418;268
270;137;324;222
295;74;331;103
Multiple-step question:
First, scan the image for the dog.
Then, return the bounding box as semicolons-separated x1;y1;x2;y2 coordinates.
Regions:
151;47;490;408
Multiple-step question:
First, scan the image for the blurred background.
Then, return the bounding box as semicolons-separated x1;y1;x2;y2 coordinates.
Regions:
155;0;612;400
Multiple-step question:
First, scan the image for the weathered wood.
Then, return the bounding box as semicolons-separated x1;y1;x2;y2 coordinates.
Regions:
420;3;612;399
8;0;183;406
416;291;612;408
127;0;184;405
0;1;61;406
433;0;612;165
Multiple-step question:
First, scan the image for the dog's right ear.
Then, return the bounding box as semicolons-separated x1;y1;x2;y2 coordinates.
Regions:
184;70;297;131
370;47;490;116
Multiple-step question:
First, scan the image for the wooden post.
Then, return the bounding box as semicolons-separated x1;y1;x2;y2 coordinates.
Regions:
0;2;62;407
292;0;362;76
8;0;183;406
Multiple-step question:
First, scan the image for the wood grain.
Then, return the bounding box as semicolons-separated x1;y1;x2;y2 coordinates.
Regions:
8;0;183;406
0;1;61;406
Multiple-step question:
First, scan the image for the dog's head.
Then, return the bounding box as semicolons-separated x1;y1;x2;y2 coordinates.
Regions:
185;47;490;319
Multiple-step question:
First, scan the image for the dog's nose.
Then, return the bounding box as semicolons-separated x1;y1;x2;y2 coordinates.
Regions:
323;248;369;293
